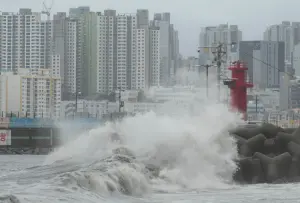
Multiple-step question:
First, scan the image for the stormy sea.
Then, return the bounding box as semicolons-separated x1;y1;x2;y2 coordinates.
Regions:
0;101;298;203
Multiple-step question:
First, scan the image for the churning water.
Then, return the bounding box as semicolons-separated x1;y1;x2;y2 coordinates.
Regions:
0;97;299;202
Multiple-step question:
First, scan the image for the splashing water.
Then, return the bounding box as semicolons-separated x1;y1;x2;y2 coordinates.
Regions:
41;99;241;196
0;77;243;201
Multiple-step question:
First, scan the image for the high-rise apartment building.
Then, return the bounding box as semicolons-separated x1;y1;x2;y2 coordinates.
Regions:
293;43;300;76
239;41;285;89
52;12;77;100
264;21;292;63
68;7;93;97
264;21;300;64
96;10;135;93
198;24;242;78
95;9;160;93
0;9;52;74
151;13;180;86
149;27;160;86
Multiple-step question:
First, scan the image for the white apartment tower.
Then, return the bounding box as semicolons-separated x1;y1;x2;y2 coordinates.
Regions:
135;28;148;89
264;21;292;62
94;9;161;93
0;9;52;74
97;10;137;93
199;24;242;76
52;12;77;100
149;27;160;86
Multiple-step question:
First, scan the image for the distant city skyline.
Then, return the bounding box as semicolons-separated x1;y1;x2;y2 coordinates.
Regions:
2;0;300;56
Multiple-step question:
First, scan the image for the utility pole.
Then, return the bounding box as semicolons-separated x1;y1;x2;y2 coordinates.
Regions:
197;42;229;102
212;43;227;102
255;94;258;120
199;64;214;98
116;88;124;113
75;91;81;113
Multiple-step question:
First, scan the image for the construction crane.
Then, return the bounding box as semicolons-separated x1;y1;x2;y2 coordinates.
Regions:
41;0;54;21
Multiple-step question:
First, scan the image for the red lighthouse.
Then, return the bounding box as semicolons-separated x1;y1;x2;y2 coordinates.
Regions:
224;61;253;120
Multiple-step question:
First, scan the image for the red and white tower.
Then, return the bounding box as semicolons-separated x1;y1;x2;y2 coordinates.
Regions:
224;61;253;120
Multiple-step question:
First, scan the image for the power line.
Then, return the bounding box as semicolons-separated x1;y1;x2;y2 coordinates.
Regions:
238;49;293;79
237;49;292;121
212;43;227;102
198;42;230;101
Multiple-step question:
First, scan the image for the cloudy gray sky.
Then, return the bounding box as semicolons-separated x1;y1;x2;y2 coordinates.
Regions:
1;0;299;56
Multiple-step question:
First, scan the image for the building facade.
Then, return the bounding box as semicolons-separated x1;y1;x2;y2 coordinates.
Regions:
0;9;52;74
0;68;61;118
239;41;285;89
52;12;77;100
263;21;300;63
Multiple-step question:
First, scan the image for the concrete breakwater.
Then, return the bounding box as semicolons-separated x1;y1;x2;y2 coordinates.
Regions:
231;123;300;184
0;128;61;154
0;126;92;154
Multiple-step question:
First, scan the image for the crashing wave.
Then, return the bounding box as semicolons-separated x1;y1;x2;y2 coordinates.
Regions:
0;97;241;202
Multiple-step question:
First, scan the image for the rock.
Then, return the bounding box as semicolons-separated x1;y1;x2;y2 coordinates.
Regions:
294;127;300;138
229;125;300;184
276;132;295;152
230;126;261;140
239;134;266;157
276;127;300;153
287;141;300;158
282;128;296;134
231;134;246;155
264;138;280;155
233;157;264;184
266;153;276;158
288;157;300;178
260;123;282;139
253;152;292;183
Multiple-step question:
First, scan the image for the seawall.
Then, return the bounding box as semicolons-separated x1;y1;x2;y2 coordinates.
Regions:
231;123;300;184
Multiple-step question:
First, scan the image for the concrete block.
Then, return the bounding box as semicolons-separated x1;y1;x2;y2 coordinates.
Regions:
230;127;261;140
288;157;300;178
260;123;282;139
264;138;279;154
253;152;292;183
233;157;264;184
287;141;300;158
282;128;296;134
238;134;266;157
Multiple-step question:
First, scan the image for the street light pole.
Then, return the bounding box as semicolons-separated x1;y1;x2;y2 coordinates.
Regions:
117;89;124;113
75;91;78;112
118;90;121;113
198;42;235;102
202;64;214;98
74;91;81;113
195;64;214;98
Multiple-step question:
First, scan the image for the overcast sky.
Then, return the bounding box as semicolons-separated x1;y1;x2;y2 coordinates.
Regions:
1;0;300;56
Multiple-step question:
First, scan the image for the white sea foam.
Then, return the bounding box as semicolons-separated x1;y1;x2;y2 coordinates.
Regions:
42;96;241;196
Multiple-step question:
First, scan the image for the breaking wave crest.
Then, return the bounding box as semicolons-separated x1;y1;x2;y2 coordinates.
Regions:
46;102;240;193
0;101;242;202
